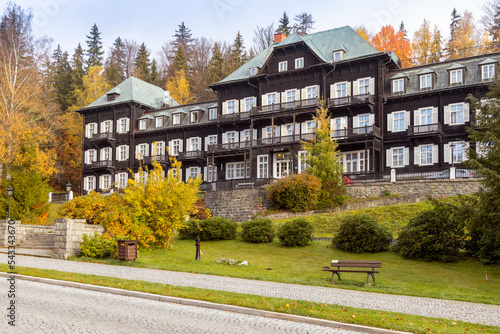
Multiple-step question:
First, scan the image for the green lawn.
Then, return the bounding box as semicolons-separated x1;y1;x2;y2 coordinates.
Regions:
72;238;500;305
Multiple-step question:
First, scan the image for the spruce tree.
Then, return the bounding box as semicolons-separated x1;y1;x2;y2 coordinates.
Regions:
71;43;85;91
51;45;74;111
134;42;151;81
231;31;248;69
172;43;188;74
276;11;292;36
172;22;194;50
85;23;104;70
106;37;126;86
208;42;225;84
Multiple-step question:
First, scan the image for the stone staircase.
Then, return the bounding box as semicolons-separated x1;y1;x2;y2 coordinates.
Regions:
18;232;55;250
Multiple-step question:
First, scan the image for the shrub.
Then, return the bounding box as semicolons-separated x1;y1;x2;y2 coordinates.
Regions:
332;214;393;253
395;204;465;262
240;218;275;243
267;173;321;212
80;234;117;258
277;218;314;247
178;217;237;241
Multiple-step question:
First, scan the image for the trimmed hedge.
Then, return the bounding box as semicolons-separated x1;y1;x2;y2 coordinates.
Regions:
178;217;237;241
240;218;275;243
332;214;393;253
277;218;314;247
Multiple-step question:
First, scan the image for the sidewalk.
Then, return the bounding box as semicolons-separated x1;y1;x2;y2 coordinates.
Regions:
1;255;499;327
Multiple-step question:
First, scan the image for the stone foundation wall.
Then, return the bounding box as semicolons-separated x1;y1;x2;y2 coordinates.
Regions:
53;218;105;260
204;188;272;222
0;221;54;247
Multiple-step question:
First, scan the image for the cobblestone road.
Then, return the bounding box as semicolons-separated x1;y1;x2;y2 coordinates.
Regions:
0;279;363;334
1;255;499;327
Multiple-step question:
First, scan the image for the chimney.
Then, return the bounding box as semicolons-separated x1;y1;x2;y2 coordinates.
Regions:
274;33;287;44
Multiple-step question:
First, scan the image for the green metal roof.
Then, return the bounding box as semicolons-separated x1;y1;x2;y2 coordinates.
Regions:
79;76;178;112
479;57;498;65
215;26;383;85
447;62;465;70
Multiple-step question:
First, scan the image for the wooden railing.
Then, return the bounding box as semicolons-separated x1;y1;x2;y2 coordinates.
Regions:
408;123;443;136
91;132;115;142
178;150;205;160
328;94;374;108
143;155;168;164
90;160;113;169
251;97;318;115
331;126;381;140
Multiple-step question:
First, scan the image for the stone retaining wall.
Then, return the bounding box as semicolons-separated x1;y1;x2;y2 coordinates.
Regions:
0;221;54;246
53;218;105;260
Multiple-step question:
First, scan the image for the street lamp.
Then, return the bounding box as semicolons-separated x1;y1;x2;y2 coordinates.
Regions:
65;181;73;201
65;181;72;192
6;187;13;220
450;143;455;168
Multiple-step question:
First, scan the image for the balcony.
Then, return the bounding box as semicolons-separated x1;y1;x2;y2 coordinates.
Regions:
328;94;374;108
90;160;113;170
251;98;318;116
143;155;168;165
178;150;205;160
408;123;443;136
331;126;382;141
208;141;253;154
255;133;315;146
91;132;115;143
219;111;250;122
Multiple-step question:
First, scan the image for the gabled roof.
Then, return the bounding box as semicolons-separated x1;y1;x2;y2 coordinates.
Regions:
447;62;466;70
78;76;179;112
479;57;498;65
214;26;383;85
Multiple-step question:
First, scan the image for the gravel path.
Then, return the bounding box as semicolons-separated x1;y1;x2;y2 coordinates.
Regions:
1;255;499;327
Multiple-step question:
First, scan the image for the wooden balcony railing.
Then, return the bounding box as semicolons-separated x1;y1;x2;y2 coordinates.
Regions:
143;155;168;164
178;150;205;160
408;123;443;136
91;132;115;142
331;125;381;140
328;94;374;108
90;160;113;170
219;111;250;122
251;97;318;115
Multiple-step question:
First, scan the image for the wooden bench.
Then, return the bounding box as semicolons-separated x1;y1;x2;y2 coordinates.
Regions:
322;260;382;285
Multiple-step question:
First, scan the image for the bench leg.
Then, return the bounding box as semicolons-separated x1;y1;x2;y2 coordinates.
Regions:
366;273;375;285
330;272;341;283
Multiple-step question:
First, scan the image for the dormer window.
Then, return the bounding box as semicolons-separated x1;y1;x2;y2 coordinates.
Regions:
392;78;405;94
279;61;287;72
190;111;199;123
482;64;495;81
139;119;147;130
333;50;344;62
155;117;163;128
107;93;119;101
449;69;463;85
420;74;432;89
209;108;217;120
249;67;258;76
173;114;181;125
295;58;304;69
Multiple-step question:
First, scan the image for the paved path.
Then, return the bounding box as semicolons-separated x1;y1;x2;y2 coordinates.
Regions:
1;255;499;327
0;279;364;334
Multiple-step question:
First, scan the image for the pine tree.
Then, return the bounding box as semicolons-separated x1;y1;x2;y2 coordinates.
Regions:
149;59;163;87
231;31;248;70
106;37;126;86
51;45;74;111
133;42;151;81
276;11;292;36
172;43;188;74
429;26;443;63
71;43;85;91
85;23;104;70
293;12;315;36
208;42;225;84
399;21;408;40
172;22;194;50
446;8;461;59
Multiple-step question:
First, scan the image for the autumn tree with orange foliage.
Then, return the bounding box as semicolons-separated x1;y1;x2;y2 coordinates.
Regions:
371;25;413;68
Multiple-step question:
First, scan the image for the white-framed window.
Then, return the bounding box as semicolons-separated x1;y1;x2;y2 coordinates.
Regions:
187;167;201;179
414;144;438;166
169;139;182;156
84;175;96;192
85;122;98;138
139;119;147;130
295;57;304;69
386;147;409;168
152;141;165;156
285;89;296;102
249;67;258;76
392;78;404;93
419;107;433;125
266;92;278;105
335;82;348;98
116;172;128;189
209;108;217;120
353;113;374;134
444;103;470;125
450;69;463;85
273;153;292;178
444;141;469;164
168;167;181;180
135;171;148;185
257;154;269;179
331;117;348;138
482;64;495;81
100;174;112;190
225;131;238;143
279;61;287;72
100;147;112;161
242;97;256;112
190;111;199;123
387;110;410;132
116;145;129;161
117;118;130;134
205;135;217;151
240;129;251;142
354;77;374;95
188;137;200;151
305;120;316;133
341;151;368;173
298;151;309;174
207;164;217;182
420;74;432;89
227;100;236;114
155;117;163;128
226;162;249;180
333;50;343;61
101;120;112;133
305;85;318;100
136;143;149;159
84;149;97;164
173;114;181;125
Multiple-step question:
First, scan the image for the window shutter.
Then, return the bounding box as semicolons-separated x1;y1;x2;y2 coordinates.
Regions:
83;177;88;191
444;143;450;163
404;111;410;130
464;103;470;122
222;101;228;114
275;92;281;104
99;175;103;190
464;142;470;160
109;121;113;133
85;124;89;138
353;81;359;95
369;77;375;94
186;138;192;152
353;116;359;128
281;92;286;103
432;145;439;164
301;88;306;100
125;146;129;159
387;113;393;132
115;147;119;161
330;84;335;98
346;82;351;96
168;141;173;155
100;121;104;133
330;118;335;128
135;145;140;159
253;129;258;139
204;136;209;151
240;99;245;113
414;110;420;126
301;122;306;134
234;100;239;113
116;119;120;133
84;151;89;164
145;144;150;157
432;107;439;124
93;150;97;162
444;105;451;124
414;147;421;166
386;149;392;167
261;94;268;106
369;114;374;126
403;148;409;165
235;131;240;142
179;140;183;152
125;118;130;132
100;149;104;161
222;133;227;143
252;97;257;109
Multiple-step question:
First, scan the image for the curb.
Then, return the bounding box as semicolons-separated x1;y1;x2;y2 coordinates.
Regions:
0;271;411;334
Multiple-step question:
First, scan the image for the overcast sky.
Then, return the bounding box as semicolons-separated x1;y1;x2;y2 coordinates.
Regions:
7;0;486;57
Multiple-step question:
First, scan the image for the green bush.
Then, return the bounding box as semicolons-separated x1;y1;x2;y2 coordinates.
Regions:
240;218;275;243
266;173;321;212
178;217;237;241
332;214;393;253
80;234;117;258
395;204;465;262
277;218;314;247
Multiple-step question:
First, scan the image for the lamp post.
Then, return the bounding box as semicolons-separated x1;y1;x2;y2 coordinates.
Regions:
6;187;13;221
65;181;73;201
450;143;456;179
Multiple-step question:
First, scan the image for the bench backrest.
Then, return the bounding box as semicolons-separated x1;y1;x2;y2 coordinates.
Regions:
331;260;382;268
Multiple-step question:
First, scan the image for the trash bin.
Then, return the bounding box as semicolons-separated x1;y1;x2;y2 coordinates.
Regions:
117;240;138;261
